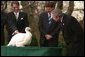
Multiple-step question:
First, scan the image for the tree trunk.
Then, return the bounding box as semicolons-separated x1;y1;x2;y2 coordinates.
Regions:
21;1;40;47
66;1;74;15
57;1;63;10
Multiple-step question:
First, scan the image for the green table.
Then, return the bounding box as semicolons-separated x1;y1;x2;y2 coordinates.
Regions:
1;46;63;56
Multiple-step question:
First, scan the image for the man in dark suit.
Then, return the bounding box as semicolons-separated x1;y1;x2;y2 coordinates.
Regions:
7;1;29;42
51;9;84;56
39;2;59;47
1;2;18;45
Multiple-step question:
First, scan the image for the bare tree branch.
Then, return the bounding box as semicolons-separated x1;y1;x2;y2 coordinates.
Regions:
66;1;74;15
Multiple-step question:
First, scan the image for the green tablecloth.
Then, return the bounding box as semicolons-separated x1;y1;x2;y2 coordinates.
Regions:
1;46;63;56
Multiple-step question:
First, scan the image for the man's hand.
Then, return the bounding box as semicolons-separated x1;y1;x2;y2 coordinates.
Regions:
12;30;19;35
45;34;52;40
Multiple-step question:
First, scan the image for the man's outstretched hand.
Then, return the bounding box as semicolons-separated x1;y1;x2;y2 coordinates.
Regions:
45;34;52;40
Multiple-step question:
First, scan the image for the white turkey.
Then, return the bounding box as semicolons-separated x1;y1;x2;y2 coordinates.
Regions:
7;27;32;47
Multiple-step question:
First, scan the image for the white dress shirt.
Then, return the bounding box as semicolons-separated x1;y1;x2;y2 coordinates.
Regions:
14;12;19;20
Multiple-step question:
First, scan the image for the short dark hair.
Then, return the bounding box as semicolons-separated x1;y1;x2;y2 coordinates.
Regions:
44;2;55;8
11;1;19;6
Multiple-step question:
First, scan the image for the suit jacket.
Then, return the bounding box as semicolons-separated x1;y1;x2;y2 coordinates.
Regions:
59;14;84;45
1;12;11;45
1;12;7;39
39;12;59;38
1;11;19;45
7;11;29;34
58;13;84;56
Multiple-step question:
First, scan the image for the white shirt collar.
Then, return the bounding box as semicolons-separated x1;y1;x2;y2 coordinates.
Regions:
48;13;51;17
14;12;19;19
14;11;19;15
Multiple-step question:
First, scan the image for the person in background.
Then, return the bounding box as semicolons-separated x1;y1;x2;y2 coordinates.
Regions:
39;2;59;47
1;2;18;45
7;1;29;42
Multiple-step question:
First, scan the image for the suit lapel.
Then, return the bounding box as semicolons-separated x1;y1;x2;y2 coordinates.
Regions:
18;12;21;21
12;12;17;21
46;13;50;26
45;12;49;22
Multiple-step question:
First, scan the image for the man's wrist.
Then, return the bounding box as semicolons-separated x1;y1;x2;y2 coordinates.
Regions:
12;30;19;35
